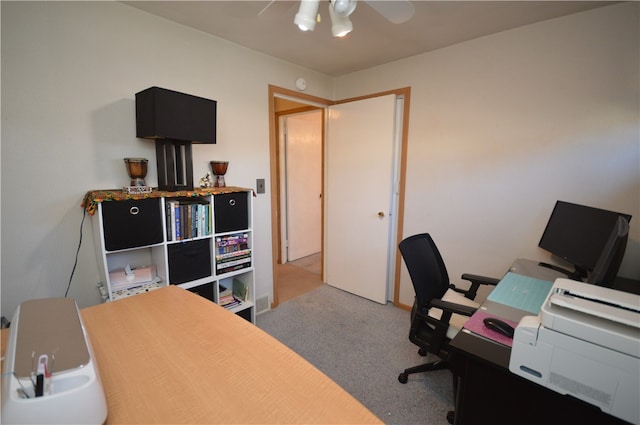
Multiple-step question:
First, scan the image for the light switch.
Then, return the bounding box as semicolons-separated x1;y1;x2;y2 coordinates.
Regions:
256;178;265;194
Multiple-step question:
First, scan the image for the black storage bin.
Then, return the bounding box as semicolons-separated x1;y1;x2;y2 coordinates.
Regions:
102;198;163;251
214;192;248;233
167;239;212;284
236;307;253;323
187;283;214;302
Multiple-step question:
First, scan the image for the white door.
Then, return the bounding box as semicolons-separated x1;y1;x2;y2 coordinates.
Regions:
284;111;323;261
326;94;397;304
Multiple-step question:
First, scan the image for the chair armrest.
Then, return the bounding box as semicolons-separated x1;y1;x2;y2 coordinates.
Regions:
413;299;478;352
429;298;477;317
461;273;500;286
450;273;500;300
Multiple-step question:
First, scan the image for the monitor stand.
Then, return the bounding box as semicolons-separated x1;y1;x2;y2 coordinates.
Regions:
538;262;587;281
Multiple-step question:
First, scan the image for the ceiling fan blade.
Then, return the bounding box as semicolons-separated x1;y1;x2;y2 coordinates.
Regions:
257;0;277;16
365;0;415;24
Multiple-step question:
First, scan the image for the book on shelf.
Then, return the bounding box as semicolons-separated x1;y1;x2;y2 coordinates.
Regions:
217;264;251;275
165;200;178;241
218;284;243;309
216;234;248;243
216;255;251;273
221;298;243;309
232;278;248;301
165;199;212;241
216;249;252;261
216;234;249;254
174;201;182;241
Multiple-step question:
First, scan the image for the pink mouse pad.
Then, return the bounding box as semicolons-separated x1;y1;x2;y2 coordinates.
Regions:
463;310;519;347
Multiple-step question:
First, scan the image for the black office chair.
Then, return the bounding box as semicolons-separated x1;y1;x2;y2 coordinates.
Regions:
397;233;499;386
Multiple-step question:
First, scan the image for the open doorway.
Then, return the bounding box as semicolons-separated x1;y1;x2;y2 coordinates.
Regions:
280;111;322;263
277;109;323;303
269;87;331;307
268;85;411;309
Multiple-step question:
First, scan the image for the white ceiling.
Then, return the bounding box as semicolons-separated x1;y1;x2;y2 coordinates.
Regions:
123;1;617;76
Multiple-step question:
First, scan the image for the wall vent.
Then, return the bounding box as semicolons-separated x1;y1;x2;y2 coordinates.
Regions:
255;295;270;315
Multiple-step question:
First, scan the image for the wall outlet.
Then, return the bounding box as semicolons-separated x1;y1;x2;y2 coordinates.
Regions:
256;178;265;194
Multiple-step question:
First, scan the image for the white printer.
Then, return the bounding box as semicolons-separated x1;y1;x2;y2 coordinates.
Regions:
1;298;107;424
510;278;640;425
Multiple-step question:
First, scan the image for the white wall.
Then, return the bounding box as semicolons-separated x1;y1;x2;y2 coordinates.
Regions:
334;2;640;305
2;2;638;317
0;1;333;318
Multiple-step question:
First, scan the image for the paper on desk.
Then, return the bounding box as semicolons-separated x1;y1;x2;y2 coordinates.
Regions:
486;272;553;314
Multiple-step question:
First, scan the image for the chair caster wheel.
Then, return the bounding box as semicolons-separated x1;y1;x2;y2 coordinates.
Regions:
446;410;455;424
398;373;408;384
418;348;427;356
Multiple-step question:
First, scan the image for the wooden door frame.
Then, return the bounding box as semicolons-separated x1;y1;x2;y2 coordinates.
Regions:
268;85;330;308
268;84;411;309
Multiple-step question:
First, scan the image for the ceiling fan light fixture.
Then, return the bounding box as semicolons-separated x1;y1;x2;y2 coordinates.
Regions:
294;0;320;31
328;3;353;37
330;0;357;17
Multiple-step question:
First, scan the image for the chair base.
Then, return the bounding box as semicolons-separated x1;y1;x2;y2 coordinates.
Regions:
397;359;449;384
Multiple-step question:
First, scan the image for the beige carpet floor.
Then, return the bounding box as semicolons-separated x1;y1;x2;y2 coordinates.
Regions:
257;284;453;425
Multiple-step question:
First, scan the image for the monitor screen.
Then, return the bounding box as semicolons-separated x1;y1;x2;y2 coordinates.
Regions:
538;201;632;279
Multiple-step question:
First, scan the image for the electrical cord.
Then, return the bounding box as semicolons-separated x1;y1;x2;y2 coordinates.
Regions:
65;207;86;298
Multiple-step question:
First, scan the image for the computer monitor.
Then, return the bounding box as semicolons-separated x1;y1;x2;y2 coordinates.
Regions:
538;201;632;281
588;216;629;288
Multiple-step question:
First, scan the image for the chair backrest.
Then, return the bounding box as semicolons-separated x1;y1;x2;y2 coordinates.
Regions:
399;233;450;310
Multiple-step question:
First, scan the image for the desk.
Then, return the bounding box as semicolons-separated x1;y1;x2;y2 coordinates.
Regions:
2;286;381;424
449;260;629;425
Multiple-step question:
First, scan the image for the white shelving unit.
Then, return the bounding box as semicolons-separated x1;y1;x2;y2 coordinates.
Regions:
91;188;255;323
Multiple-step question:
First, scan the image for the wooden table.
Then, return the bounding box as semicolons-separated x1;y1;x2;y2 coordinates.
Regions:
3;286;381;424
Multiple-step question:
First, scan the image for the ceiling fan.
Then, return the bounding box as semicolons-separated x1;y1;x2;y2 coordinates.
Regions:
261;0;415;37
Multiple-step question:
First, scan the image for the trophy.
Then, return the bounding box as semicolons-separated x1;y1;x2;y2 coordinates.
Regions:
210;161;229;187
